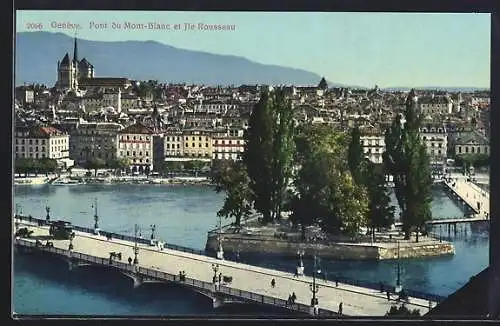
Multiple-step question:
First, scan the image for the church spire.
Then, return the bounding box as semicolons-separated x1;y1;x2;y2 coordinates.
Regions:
73;33;78;63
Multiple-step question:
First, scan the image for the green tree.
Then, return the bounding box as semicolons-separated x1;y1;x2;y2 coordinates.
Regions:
270;88;296;222
383;90;433;241
292;124;369;239
385;305;421;317
347;125;364;184
243;88;296;224
362;161;395;239
86;158;106;177
212;160;253;227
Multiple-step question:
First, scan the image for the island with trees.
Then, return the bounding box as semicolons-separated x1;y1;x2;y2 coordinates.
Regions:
206;88;455;260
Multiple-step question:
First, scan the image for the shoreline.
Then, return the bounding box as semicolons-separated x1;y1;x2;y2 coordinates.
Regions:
14;175;214;187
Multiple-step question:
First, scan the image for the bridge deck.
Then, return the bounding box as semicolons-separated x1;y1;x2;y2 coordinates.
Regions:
443;179;489;217
15;220;436;316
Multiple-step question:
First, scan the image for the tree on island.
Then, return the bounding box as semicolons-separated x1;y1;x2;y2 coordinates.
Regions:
243;88;295;224
211;160;253;228
383;90;433;242
347;125;364;184
291;124;369;240
347;127;395;240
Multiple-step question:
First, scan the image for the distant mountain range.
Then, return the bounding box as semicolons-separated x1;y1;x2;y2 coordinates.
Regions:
15;31;333;87
15;32;489;92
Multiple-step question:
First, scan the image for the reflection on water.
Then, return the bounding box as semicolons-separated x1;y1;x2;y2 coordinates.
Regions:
13;184;488;315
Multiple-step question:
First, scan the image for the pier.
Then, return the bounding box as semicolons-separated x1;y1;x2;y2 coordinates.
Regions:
13;216;441;317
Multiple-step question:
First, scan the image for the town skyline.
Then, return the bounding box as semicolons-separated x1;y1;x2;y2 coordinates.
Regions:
16;11;490;89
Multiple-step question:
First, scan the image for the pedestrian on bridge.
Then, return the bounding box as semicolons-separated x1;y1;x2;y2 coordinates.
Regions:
128;257;132;265
338;302;343;315
219;273;222;283
386;291;390;301
271;278;276;288
291;292;296;303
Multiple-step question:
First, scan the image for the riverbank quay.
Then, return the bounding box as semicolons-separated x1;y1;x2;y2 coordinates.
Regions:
15;174;213;186
206;231;455;261
206;215;455;261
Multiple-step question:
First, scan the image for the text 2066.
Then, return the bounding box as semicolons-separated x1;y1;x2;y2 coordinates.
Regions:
26;23;44;29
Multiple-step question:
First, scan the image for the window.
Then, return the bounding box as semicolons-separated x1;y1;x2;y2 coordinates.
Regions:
166;144;170;149
146;159;149;163
146;152;149;156
471;147;475;153
465;147;469;153
127;151;130;156
477;147;481;154
29;139;33;145
192;137;195;141
185;143;189;148
139;152;142;156
133;136;136;140
206;143;209;148
199;136;202;141
458;147;462;153
133;151;136;156
192;143;195;148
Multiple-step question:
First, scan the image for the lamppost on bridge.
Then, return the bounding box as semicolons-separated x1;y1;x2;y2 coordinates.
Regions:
150;224;156;245
212;263;219;280
92;197;100;235
395;240;403;295
309;253;321;316
216;214;224;260
297;249;305;276
45;206;51;224
133;224;140;265
69;232;75;251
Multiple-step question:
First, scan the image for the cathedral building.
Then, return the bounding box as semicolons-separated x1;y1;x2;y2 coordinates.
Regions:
56;37;95;91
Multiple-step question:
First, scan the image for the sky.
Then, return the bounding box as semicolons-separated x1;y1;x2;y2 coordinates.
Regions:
16;11;491;88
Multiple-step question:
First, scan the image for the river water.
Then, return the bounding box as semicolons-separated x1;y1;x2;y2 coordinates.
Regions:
13;184;489;316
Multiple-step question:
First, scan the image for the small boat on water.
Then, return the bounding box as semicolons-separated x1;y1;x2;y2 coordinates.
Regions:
52;177;86;185
14;177;51;185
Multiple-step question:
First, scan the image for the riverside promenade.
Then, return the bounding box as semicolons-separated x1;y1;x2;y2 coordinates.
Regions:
13;218;438;317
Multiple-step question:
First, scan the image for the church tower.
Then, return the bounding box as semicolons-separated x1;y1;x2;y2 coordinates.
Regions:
72;36;79;90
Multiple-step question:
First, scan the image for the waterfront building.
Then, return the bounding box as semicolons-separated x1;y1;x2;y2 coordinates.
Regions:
163;129;184;158
14;125;70;165
420;122;448;169
454;130;489;157
70;122;123;165
182;129;213;159
212;127;245;161
117;122;154;173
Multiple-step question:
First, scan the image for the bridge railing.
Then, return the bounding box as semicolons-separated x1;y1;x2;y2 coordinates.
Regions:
334;275;446;303
14;215;208;257
15;238;320;316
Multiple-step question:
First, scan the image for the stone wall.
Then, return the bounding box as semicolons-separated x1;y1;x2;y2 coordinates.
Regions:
206;233;455;261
